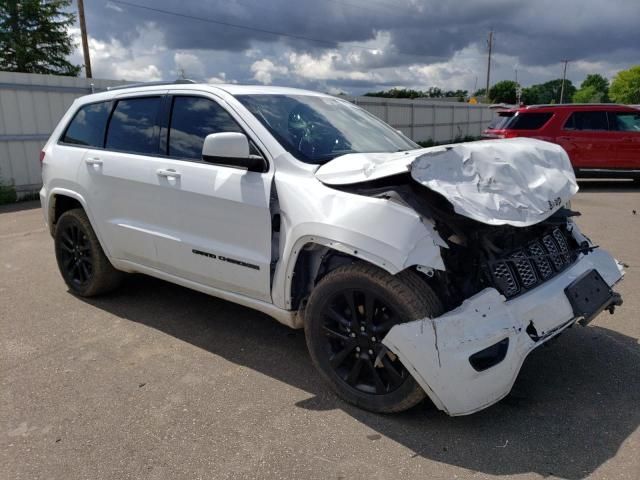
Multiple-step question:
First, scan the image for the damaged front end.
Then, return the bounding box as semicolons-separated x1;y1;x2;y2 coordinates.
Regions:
317;138;624;415
382;215;624;415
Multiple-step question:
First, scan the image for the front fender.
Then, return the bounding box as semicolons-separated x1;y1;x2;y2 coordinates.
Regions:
272;216;446;310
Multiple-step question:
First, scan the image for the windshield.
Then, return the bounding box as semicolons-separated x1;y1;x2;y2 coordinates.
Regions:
236;94;418;164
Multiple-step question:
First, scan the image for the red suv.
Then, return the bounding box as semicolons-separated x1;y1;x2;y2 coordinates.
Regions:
483;104;640;180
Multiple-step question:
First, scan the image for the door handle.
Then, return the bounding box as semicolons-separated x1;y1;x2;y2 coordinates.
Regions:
156;168;181;179
85;156;103;165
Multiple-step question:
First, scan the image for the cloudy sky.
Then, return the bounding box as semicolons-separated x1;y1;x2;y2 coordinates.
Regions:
69;0;640;95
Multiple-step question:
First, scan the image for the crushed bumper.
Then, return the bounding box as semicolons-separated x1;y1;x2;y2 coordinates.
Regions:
382;248;624;416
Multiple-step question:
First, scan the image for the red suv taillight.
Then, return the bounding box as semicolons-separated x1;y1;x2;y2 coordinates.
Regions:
502;131;520;139
39;150;45;167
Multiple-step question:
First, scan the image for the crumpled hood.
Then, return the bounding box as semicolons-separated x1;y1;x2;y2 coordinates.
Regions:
315;138;579;227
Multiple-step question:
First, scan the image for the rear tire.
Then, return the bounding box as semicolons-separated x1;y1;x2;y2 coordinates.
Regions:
304;263;443;413
54;208;123;297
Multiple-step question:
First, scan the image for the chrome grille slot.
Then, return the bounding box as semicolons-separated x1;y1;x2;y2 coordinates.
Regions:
492;261;519;297
528;241;554;279
542;234;565;270
510;250;537;288
552;228;570;262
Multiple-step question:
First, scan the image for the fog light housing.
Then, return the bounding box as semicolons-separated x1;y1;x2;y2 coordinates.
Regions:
469;338;509;372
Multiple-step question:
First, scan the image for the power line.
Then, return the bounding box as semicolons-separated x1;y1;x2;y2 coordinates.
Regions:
109;0;381;52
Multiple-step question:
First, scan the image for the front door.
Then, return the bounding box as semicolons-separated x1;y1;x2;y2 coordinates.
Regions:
144;94;274;302
558;110;614;169
610;111;640;169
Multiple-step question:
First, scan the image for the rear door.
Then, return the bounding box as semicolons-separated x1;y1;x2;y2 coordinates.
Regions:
557;110;613;169
77;93;165;265
610;111;640;169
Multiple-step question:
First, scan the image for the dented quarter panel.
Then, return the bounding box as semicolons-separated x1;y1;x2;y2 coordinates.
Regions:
382;243;624;416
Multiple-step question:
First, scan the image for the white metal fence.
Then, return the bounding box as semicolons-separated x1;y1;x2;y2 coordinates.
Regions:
345;96;494;143
0;72;124;196
0;72;493;197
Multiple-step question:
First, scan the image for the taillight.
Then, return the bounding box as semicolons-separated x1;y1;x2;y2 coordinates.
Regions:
39;150;45;167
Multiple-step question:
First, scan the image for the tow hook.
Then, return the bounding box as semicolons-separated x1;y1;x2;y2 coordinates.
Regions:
607;292;623;314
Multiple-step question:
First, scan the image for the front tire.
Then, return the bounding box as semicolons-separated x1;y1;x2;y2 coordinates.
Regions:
304;263;443;413
54;208;123;297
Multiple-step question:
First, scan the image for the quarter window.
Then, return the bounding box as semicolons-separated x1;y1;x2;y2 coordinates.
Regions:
105;97;161;154
506;112;553;130
168;96;243;159
61;102;111;147
564;111;608;131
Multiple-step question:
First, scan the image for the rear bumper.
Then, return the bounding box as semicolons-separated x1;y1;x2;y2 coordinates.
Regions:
382;248;624;416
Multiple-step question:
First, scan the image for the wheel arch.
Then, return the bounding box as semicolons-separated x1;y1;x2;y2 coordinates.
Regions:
47;189;89;236
47;188;112;258
284;236;407;312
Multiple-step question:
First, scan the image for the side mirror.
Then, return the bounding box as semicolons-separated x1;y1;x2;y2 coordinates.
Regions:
202;132;265;172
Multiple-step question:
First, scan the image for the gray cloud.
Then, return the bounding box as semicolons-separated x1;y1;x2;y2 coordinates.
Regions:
83;0;640;93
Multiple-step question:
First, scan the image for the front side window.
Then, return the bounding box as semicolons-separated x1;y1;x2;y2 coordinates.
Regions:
168;96;243;159
564;111;608;131
507;112;553;130
612;112;640;132
62;102;111;147
105;97;161;154
236;94;417;164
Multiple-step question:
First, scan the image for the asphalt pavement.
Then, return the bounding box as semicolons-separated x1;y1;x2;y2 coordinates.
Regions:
1;180;638;480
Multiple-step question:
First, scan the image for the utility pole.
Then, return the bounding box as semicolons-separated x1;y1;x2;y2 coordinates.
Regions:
559;59;569;103
515;68;522;106
77;0;92;78
485;29;493;102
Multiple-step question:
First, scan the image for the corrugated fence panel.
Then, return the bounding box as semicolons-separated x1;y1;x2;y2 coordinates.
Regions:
0;71;125;196
0;73;493;195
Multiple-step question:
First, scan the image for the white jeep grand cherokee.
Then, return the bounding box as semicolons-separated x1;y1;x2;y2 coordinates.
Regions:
41;81;624;415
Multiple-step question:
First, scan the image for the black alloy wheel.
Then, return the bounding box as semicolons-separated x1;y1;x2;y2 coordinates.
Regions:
58;222;94;287
321;288;409;395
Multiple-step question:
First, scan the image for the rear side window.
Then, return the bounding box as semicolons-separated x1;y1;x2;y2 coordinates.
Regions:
564;111;608;131
612;112;640;132
507;112;552;130
106;97;161;154
61;102;111;147
487;113;514;129
168;96;243;159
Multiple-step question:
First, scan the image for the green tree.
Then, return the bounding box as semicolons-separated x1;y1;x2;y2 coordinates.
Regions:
520;79;576;105
488;80;517;104
573;74;610;103
0;0;80;76
472;87;486;97
364;87;468;100
581;73;609;93
573;85;605;103
609;66;640;104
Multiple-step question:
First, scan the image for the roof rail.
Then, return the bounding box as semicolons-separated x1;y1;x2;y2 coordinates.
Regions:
526;103;618;109
106;79;197;91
